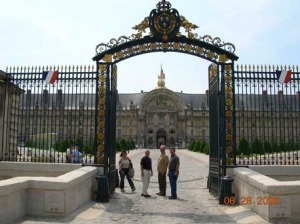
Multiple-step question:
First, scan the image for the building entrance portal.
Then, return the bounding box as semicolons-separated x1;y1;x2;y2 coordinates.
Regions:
156;129;166;149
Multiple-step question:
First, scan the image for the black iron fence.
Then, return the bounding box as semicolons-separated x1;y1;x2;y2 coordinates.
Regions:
3;65;97;163
234;65;300;165
2;64;300;165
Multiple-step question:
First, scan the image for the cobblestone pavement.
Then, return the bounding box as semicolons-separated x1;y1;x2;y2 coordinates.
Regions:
18;149;268;224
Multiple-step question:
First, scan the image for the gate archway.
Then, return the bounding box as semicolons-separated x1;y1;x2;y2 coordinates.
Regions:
93;0;239;197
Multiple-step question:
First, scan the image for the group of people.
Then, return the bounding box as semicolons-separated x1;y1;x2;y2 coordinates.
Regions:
66;144;82;163
118;144;180;199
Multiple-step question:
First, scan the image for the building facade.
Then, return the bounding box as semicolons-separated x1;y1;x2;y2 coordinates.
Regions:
7;68;300;153
116;68;209;148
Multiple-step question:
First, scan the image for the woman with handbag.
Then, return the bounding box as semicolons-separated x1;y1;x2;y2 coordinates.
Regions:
119;150;136;192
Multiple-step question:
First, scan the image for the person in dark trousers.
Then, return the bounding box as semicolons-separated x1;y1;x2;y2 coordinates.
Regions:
73;144;82;163
168;148;180;199
119;150;136;192
156;145;169;196
140;150;153;197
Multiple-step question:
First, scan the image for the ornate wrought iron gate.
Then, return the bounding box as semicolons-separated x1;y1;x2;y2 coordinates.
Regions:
96;63;118;192
208;63;236;197
208;64;221;196
1;0;240;199
93;0;238;196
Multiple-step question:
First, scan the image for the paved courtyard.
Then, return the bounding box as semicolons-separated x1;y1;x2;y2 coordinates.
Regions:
18;149;268;224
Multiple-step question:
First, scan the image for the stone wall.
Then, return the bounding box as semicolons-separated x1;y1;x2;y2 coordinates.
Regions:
0;70;22;160
0;164;99;223
228;166;300;223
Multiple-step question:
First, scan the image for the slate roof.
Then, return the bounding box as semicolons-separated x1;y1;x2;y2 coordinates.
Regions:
19;91;299;111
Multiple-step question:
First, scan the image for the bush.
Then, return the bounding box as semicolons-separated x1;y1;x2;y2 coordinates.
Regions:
204;144;209;155
238;137;250;156
194;141;201;152
263;141;272;154
83;144;92;154
251;138;263;155
271;142;279;153
188;141;196;151
116;141;121;152
200;141;206;153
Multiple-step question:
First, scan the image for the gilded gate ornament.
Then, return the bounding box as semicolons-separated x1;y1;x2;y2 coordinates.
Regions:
95;0;237;64
180;16;198;38
132;17;149;38
148;0;180;42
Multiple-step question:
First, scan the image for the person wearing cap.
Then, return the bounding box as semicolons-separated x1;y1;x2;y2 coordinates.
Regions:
73;144;82;163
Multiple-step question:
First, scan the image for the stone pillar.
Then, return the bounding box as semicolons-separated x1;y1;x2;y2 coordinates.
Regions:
0;70;23;160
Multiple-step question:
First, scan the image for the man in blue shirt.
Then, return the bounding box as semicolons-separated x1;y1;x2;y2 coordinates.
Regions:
73;144;82;163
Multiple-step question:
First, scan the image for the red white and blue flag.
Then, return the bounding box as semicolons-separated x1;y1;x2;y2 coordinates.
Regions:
42;71;58;84
276;70;292;84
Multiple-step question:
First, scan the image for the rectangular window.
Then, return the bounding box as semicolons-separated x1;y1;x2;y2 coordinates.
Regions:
159;114;164;125
170;115;174;125
148;115;153;125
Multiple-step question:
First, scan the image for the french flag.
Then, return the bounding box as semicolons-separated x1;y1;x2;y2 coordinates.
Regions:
42;71;58;84
276;70;292;84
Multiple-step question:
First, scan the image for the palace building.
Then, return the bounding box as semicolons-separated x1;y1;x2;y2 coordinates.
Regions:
5;67;299;152
116;68;209;149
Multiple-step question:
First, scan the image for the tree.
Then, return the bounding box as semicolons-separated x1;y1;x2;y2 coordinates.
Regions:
271;142;279;153
238;137;250;156
251;138;263;155
263;141;272;154
129;140;136;150
120;139;128;151
116;141;121;152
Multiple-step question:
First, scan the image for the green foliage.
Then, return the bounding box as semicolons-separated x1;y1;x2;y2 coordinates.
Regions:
251;138;263;155
120;139;128;151
238;137;250;156
25;141;33;148
204;144;209;155
188;140;208;155
58;140;71;153
83;144;92;154
263;141;272;153
116;141;121;152
194;140;201;152
188;141;196;151
271;142;279;153
200;141;206;153
130;140;136;150
114;139;136;153
279;141;287;152
75;137;84;148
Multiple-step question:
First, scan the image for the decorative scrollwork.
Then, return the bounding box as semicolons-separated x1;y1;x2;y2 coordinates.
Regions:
198;35;235;53
94;0;236;57
95;35;137;54
179;16;198;38
132;17;150;38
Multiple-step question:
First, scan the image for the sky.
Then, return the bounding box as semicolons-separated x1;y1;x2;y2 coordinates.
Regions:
0;0;300;94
